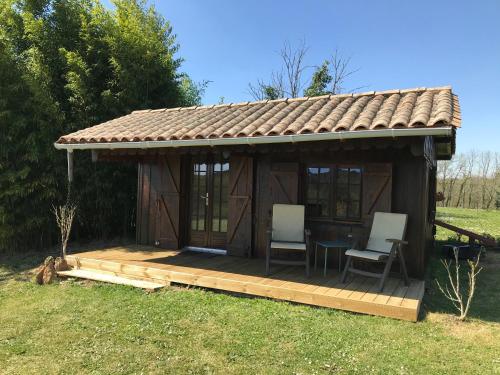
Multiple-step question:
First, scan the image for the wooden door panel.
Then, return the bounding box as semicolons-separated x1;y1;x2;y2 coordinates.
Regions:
227;155;253;256
155;155;181;249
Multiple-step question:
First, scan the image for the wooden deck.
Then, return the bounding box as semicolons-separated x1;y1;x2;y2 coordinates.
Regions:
66;245;425;321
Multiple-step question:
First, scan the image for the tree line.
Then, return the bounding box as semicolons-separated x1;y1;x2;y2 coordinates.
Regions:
0;0;205;252
437;151;500;210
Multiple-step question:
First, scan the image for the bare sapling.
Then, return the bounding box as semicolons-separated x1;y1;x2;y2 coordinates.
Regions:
53;203;76;259
436;247;483;320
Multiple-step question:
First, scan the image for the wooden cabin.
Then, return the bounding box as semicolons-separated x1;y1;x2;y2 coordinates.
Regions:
54;86;460;320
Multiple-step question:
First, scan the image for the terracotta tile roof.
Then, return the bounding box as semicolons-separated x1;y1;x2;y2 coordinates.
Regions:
56;86;460;145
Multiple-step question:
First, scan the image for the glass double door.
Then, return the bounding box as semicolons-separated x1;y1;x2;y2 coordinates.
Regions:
189;158;229;249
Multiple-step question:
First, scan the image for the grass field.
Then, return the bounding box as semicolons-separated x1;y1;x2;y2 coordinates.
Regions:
435;206;500;242
1;207;499;374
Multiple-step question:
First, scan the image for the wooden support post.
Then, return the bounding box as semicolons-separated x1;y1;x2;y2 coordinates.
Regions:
67;150;74;184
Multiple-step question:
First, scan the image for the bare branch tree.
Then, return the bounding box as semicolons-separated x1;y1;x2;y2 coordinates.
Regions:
248;73;285;100
330;49;362;94
479;151;492;208
436;248;482;321
53;203;77;259
248;41;363;100
280;40;309;98
438;150;499;209
248;40;309;100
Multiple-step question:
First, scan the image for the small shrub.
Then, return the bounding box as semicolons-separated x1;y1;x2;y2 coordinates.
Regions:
436;248;482;320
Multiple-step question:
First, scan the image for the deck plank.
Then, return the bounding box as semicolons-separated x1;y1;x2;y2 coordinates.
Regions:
66;246;424;321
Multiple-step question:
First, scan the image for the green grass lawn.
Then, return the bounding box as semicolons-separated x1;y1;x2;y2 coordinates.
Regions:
1;208;499;374
436;206;500;242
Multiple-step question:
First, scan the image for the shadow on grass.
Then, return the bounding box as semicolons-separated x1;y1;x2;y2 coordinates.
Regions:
0;238;136;282
0;251;51;282
424;239;500;323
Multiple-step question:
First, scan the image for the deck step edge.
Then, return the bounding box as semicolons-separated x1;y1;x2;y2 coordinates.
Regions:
57;269;167;290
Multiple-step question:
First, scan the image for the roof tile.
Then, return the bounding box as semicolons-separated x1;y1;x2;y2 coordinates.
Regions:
56;86;461;145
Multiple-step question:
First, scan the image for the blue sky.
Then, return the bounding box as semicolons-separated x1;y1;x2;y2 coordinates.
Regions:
115;1;500;153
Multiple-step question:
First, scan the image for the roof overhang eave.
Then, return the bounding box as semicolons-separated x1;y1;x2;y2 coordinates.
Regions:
54;127;454;151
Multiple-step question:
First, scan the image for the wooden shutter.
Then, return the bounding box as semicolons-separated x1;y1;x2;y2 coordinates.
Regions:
154;155;181;249
269;162;299;204
227;155;253;257
362;163;392;222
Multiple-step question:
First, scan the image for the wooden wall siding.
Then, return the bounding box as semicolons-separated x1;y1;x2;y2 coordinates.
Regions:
227;155;253;257
252;147;427;277
134;138;436;278
391;156;427;276
136;156;181;248
269;163;299;204
361;163;392;222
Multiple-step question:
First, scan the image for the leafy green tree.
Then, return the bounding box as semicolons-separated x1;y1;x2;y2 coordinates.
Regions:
0;0;203;252
178;75;210;106
304;61;332;97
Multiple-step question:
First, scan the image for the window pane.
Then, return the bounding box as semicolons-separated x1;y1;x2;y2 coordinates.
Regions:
212;167;221;232
318;184;329;201
306;166;334;218
319;167;331;183
338;168;348;184
349;185;361;201
198;173;206;231
336;199;347;218
319;200;329;217
307;183;318;201
349;168;362;184
308;167;319;185
191;163;207;231
349;200;360;219
191;173;199;230
337;183;348;200
335;166;362;220
219;163;229;233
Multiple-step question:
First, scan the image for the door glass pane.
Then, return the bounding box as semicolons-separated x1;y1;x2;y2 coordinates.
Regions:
220;162;229;232
191;162;206;231
212;163;221;232
190;164;199;230
198;164;207;230
220;162;228;230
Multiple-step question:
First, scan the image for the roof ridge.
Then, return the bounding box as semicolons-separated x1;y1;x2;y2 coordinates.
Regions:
130;85;454;115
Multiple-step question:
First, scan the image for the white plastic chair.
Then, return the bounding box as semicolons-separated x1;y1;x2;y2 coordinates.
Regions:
341;212;409;291
266;204;311;277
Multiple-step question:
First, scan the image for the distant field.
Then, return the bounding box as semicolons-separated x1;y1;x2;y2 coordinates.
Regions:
436;207;500;242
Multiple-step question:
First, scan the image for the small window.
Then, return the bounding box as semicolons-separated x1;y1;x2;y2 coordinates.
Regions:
305;165;362;221
336;167;362;219
306;167;331;217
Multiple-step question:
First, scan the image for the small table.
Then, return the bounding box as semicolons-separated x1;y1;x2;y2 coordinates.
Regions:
314;240;351;276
